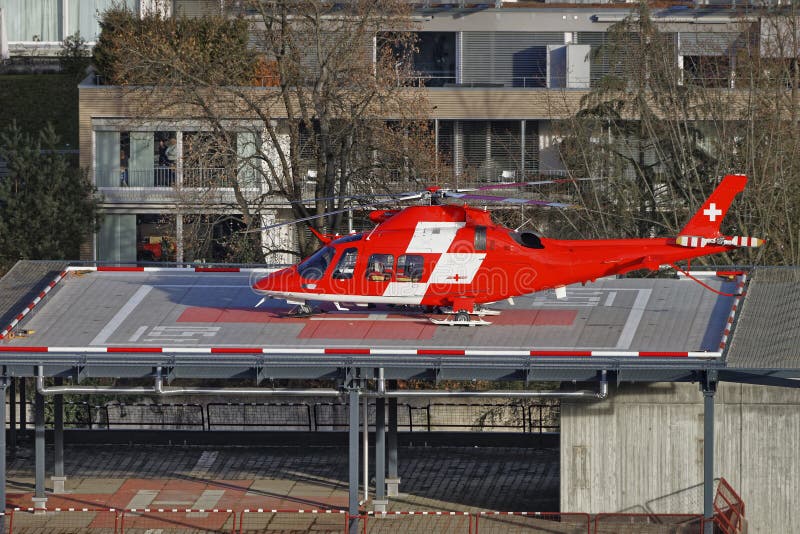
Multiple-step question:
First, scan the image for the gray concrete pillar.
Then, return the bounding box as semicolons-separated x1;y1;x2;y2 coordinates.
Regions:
19;378;26;433
703;385;715;534
374;396;387;512
386;395;400;496
0;378;7;533
8;378;15;453
33;390;46;512
52;378;66;494
348;387;360;534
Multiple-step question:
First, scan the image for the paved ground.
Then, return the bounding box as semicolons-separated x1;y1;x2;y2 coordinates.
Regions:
6;443;559;512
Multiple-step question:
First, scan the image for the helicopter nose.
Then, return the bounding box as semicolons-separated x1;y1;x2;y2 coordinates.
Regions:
252;267;297;295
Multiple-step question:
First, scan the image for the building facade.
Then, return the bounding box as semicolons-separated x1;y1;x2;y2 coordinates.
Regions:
73;1;766;263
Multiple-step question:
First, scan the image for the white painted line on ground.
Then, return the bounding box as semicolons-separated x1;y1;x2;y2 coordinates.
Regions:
604;291;617;307
128;326;148;343
90;286;153;346
187;490;225;518
125;489;159;510
615;288;651;350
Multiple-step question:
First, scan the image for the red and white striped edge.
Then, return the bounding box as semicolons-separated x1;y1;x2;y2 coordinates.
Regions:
242;509;345;514
11;507;117;512
367;511;470;516
0;270;68;340
67;266;273;273
126;508;233;513
0;346;721;358
719;273;748;351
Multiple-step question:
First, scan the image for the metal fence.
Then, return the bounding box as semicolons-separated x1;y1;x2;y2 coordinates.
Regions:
0;510;704;534
9;400;560;433
0;504;745;533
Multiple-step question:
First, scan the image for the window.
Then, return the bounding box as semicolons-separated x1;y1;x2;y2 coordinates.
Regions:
396;255;424;282
333;248;359;280
366;254;395;282
298;246;335;280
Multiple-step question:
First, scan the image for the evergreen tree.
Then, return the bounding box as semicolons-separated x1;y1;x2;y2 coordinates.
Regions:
0;122;100;272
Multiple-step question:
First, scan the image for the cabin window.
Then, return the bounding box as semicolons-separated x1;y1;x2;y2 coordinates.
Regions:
297;246;335;280
366;254;394;282
333;248;359;280
396;254;424;282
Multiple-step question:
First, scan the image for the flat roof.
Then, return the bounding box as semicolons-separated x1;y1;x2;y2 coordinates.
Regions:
0;263;754;383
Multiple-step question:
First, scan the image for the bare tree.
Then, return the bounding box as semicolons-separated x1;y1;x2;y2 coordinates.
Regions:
93;0;439;262
553;2;799;266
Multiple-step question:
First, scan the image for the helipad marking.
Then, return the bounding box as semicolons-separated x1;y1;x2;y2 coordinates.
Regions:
91;286;153;345
129;326;148;343
616;289;651;349
125;489;158;510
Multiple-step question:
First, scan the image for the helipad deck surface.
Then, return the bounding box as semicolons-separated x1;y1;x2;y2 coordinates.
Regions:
4;269;733;355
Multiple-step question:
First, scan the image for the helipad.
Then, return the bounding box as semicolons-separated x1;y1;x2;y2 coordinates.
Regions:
0;264;746;382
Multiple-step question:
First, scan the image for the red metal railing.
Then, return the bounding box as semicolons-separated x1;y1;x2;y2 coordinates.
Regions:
0;477;745;534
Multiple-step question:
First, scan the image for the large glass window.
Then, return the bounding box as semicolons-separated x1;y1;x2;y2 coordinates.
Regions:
396;254;423;282
96;214;136;262
95;130;176;187
365;254;394;282
298;246;335;280
136;215;176;262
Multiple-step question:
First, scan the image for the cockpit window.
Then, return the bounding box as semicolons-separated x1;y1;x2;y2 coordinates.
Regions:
333;247;359;280
297;246;335;280
509;230;544;249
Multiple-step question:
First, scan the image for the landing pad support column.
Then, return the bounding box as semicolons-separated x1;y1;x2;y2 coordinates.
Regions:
8;378;15;453
0;377;7;533
52;378;65;494
33;389;46;512
374;396;386;511
703;378;716;534
348;384;360;534
387;392;399;496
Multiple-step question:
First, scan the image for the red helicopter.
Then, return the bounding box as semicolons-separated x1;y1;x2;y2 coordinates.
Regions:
253;174;762;325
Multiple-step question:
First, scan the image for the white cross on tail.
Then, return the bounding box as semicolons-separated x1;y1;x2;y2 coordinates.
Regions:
703;202;722;222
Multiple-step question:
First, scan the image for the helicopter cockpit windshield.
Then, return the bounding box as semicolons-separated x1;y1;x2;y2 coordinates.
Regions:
297;246;335;280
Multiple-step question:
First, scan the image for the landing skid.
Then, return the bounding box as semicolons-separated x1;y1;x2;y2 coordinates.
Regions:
284;303;322;318
429;310;492;326
438;306;501;317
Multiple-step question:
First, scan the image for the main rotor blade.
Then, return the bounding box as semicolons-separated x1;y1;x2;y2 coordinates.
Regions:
442;191;577;209
474;177;601;191
248;191;426;233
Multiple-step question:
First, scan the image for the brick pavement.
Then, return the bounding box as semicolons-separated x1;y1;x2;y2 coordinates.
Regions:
6;444;559;513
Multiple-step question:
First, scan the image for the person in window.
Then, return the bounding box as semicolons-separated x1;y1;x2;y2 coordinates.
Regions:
157;138;169;186
165;137;178;185
119;149;129;186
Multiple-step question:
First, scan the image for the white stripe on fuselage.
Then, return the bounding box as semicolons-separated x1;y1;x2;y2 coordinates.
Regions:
428;253;486;284
405;222;465;253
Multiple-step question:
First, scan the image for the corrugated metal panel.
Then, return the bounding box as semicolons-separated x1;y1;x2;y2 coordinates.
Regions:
462;32;563;88
727;267;800;369
679;32;739;56
173;0;221;18
524;120;539;174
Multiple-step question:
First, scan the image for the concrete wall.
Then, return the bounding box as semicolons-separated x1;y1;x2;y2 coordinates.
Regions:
560;382;800;533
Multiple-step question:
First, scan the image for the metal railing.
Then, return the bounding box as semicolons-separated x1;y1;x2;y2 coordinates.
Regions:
8;400;560;433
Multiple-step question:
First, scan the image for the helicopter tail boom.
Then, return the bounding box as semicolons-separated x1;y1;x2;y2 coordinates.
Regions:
674;174;763;249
